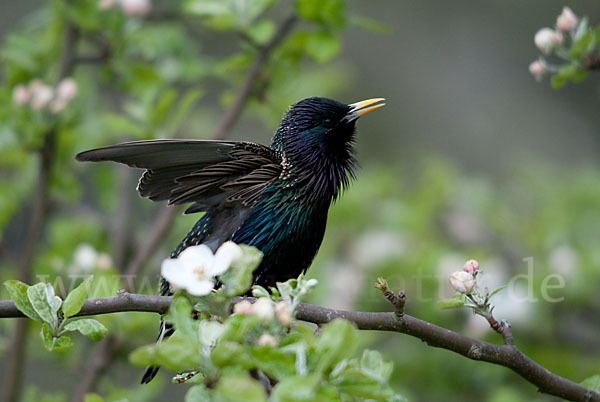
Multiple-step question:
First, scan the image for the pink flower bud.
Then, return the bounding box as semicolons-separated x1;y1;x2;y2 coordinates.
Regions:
251;297;274;322
449;271;474;293
463;259;480;274
233;300;252;315
275;301;291;326
556;7;578;32
56;78;78;102
12;85;30;106
257;334;277;347
120;0;151;16
529;60;546;79
534;28;563;54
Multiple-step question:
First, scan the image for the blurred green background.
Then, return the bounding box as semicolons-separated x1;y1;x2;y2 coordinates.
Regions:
1;0;599;401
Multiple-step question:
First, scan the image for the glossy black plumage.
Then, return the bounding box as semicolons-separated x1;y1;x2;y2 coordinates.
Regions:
75;96;384;383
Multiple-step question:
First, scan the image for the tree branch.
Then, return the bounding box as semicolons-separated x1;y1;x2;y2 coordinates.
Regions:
0;293;597;402
213;14;297;139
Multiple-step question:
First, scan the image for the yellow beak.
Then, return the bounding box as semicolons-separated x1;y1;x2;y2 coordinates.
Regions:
347;98;386;117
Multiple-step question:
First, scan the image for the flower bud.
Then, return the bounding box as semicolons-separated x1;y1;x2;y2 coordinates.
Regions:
556;7;578;32
306;278;318;288
233;300;253;315
275;301;291;326
29;80;54;110
534;28;563;54
120;0;151;16
251;297;274;322
257;334;277;347
528;59;546;80
449;271;474;293
56;78;78;102
12;85;30;106
463;259;480;274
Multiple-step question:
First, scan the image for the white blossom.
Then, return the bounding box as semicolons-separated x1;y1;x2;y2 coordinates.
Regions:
73;244;99;272
534;28;563;54
29;80;54;110
160;241;242;296
449;271;474;293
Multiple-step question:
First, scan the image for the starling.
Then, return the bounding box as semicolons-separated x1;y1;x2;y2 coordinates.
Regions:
75;96;385;383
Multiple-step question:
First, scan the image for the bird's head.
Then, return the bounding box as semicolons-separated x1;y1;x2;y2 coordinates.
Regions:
272;96;385;201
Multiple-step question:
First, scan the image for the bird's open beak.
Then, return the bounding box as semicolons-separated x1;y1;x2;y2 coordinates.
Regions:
344;98;386;122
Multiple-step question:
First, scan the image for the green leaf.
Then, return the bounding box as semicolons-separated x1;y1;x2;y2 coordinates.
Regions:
295;0;346;30
569;28;596;60
165;294;197;337
41;323;54;351
53;336;73;350
487;285;507;299
248;345;296;378
3;280;41;321
334;368;394;399
219;245;262;296
62;276;93;318
251;285;269;298
360;350;393;381
130;335;207;373
210;341;253;369
220;263;254;297
245;20;275;45
27;283;58;330
63;319;107;342
581;374;600;392
214;373;267;402
438;294;465;309
183;0;236;30
185;385;212;402
83;394;105;402
237;245;263;272
271;374;322;400
314;319;357;373
41;323;72;351
306;31;341;63
198;320;225;348
551;63;586;89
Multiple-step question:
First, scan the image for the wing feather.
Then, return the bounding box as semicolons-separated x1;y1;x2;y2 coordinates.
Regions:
76;139;282;212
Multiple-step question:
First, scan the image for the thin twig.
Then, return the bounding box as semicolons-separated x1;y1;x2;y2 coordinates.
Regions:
1;294;597;402
213;14;297;139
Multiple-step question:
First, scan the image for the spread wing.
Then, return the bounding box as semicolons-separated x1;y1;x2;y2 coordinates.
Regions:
76;139;283;214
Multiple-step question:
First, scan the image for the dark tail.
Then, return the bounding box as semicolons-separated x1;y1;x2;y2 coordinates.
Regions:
141;365;160;384
140;319;174;384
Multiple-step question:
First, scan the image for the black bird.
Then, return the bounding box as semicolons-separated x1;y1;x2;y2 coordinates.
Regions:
75;96;385;382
